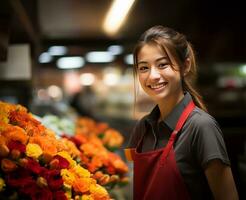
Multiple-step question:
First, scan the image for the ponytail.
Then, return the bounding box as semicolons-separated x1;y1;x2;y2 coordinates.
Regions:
183;43;207;112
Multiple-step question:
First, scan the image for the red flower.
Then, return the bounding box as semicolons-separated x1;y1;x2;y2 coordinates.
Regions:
7;140;26;153
42;169;63;190
6;168;35;187
25;158;45;174
53;190;68;200
1;158;17;172
20;184;53;200
51;155;69;169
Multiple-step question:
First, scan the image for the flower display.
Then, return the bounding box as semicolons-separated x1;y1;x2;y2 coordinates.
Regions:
65;133;129;188
76;117;124;151
0;101;111;200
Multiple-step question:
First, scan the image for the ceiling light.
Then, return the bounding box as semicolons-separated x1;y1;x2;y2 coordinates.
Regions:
48;46;67;56
85;51;114;63
39;52;52;63
124;54;134;65
57;57;85;69
107;45;123;55
103;0;136;36
240;64;246;75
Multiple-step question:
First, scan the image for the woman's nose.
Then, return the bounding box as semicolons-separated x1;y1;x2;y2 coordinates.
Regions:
149;67;160;79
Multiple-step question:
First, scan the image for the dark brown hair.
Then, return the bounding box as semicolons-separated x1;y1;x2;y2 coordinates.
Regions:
133;25;207;112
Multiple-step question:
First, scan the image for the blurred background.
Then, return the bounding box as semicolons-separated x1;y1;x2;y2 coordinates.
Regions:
0;0;246;199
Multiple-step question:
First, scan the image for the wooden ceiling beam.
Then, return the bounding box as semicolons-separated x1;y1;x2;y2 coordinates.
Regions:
9;0;39;46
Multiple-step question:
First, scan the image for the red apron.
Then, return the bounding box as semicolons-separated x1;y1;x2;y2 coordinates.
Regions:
125;101;195;200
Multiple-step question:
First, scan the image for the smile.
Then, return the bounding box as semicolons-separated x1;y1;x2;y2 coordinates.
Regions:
149;82;167;89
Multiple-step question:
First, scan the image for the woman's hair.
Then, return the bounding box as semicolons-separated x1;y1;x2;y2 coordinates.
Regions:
133;25;207;112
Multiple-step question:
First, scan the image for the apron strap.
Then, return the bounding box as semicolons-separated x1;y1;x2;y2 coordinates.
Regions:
162;101;195;160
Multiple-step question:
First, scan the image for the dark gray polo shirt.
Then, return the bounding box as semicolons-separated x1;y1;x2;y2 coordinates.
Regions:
127;92;230;200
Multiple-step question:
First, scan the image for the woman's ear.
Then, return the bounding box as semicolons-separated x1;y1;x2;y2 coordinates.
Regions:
183;58;191;76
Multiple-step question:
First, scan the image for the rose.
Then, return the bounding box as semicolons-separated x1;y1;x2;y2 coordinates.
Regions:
1;159;17;172
53;190;68;200
26;143;43;159
50;155;69;170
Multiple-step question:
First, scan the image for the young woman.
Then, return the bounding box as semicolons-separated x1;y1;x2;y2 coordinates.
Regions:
125;26;238;200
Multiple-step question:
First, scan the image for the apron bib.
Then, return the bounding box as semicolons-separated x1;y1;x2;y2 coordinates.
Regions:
125;101;195;200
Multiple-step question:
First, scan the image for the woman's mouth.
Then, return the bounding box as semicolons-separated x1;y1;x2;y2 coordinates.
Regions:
149;82;167;90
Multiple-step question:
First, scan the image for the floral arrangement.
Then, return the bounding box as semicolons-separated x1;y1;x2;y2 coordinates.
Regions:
65;133;129;189
75;117;124;151
0;101;110;200
38;114;129;189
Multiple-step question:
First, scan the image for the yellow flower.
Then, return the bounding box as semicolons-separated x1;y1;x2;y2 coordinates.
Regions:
73;177;91;193
26;143;43;159
61;169;76;185
82;195;93;200
57;151;76;168
63;183;72;199
0;178;5;191
75;195;83;200
73;165;91;178
90;184;110;200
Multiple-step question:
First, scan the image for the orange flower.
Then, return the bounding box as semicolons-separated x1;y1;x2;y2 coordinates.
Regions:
74;134;88;145
60;138;81;158
90;184;110;200
108;152;128;173
2;125;28;145
1;158;17;172
29;136;57;156
102;129;124;148
0;144;9;157
9;110;46;137
95;122;108;135
73;177;91;193
80;143;97;157
91;156;104;169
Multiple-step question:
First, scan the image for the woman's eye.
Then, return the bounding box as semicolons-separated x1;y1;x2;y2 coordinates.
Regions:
138;66;149;72
159;63;168;69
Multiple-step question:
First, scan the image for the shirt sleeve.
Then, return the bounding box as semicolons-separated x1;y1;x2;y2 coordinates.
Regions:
127;119;144;148
191;113;230;169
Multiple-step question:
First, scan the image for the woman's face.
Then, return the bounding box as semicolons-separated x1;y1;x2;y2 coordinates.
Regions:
136;44;184;104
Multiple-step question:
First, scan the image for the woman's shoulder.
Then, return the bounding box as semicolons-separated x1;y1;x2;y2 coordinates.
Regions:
188;106;220;129
126;115;149;148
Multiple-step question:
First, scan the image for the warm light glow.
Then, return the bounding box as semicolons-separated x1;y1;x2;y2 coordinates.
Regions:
103;73;120;86
63;71;81;95
47;85;63;100
103;0;135;36
80;73;95;86
37;89;49;101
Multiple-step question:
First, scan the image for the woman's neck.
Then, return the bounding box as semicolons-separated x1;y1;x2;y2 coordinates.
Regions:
158;92;184;121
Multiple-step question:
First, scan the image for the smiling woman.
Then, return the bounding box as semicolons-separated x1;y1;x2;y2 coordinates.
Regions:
125;25;239;200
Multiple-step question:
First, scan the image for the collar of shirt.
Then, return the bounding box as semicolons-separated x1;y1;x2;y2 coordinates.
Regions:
145;92;193;132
